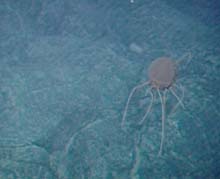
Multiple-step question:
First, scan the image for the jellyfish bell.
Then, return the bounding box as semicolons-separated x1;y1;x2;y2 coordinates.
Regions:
148;57;176;90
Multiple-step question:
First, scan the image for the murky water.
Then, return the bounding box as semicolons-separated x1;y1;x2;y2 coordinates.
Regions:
0;0;219;178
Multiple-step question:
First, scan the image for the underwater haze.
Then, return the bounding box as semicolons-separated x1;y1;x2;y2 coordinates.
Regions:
0;0;220;178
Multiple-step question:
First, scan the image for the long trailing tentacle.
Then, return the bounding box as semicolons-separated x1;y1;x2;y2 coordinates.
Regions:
157;88;166;156
138;89;154;125
170;87;185;109
121;81;149;128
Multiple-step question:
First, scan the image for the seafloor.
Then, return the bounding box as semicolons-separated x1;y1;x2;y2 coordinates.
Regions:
0;0;219;178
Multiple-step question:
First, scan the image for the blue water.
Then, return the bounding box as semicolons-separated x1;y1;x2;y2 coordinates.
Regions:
0;0;220;178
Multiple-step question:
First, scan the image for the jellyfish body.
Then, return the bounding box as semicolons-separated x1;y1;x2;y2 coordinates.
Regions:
148;57;176;89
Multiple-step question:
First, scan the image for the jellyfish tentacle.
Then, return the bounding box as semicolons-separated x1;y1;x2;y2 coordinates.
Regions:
170;87;185;109
139;89;154;125
176;51;192;66
157;88;166;156
170;84;185;115
121;81;149;128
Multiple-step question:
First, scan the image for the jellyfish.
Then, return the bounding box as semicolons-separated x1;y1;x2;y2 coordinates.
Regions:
121;56;189;156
